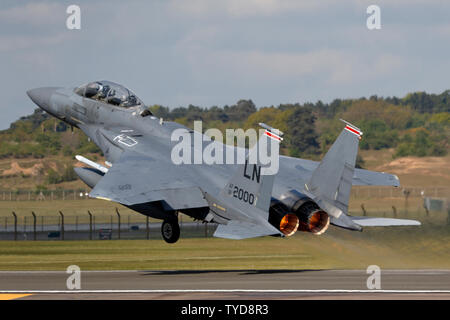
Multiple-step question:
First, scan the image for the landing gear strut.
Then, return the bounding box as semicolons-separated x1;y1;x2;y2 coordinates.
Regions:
161;218;180;243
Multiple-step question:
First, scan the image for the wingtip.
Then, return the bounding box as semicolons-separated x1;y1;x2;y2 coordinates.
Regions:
339;119;363;134
258;122;284;136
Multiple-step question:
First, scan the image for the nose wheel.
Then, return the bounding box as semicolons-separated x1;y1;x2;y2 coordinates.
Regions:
161;219;180;243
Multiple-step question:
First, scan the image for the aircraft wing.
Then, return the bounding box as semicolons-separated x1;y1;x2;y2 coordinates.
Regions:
89;151;208;210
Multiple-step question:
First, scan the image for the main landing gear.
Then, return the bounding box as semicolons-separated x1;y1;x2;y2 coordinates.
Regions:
161;218;180;244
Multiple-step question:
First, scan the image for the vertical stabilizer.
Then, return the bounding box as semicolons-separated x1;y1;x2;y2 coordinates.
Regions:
212;124;284;239
219;124;282;213
306;120;362;215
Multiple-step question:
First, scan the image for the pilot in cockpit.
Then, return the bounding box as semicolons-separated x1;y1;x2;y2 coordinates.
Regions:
75;81;152;115
96;84;110;100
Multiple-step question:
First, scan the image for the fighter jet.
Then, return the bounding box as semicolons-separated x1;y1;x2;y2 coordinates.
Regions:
27;81;420;243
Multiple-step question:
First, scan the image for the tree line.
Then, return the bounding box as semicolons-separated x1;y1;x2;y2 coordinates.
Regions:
0;90;448;165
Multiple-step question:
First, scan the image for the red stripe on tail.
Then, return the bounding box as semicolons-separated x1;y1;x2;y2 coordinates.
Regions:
264;130;282;141
345;125;361;136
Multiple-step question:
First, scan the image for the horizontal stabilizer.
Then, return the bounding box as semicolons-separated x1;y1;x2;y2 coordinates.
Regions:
350;216;421;227
352;169;400;187
214;220;281;240
278;157;401;188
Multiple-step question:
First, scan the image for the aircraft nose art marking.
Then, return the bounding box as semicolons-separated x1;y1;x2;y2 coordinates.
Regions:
113;134;138;147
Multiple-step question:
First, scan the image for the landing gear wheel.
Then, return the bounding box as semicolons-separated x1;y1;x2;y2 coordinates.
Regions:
161;219;180;243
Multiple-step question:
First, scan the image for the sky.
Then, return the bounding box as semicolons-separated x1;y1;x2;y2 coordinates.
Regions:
1;0;450;129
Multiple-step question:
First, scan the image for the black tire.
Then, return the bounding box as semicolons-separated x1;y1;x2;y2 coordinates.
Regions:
161;219;180;243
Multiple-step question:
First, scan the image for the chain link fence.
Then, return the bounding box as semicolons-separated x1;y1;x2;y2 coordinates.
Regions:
0;186;448;241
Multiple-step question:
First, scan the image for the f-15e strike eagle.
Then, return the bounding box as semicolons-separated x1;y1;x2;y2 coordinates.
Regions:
27;80;420;243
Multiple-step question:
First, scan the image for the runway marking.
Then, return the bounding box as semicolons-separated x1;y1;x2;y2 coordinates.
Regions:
0;290;449;294
0;294;32;300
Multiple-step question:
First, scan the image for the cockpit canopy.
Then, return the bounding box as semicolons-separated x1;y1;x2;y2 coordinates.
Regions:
74;80;144;108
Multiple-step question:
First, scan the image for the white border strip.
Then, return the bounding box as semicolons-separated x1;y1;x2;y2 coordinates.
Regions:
0;289;449;294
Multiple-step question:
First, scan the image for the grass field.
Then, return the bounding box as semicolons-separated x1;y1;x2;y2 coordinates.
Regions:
0;218;448;271
0;199;133;216
0;199;447;271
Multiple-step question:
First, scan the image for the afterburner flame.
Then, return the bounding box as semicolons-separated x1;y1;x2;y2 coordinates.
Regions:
299;210;330;235
279;213;299;236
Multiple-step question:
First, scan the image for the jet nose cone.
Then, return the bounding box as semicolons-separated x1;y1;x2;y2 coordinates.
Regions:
26;87;60;111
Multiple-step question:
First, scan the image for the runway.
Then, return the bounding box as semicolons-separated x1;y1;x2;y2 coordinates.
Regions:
0;269;449;299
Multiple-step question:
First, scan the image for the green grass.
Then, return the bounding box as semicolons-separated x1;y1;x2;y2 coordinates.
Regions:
0;199;135;217
0;199;162;225
0;222;448;271
0;199;190;226
0;195;447;271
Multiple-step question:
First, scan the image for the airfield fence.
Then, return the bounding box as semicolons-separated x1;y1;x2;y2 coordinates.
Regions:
0;186;448;241
0;201;448;241
0;186;448;201
0;212;217;241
